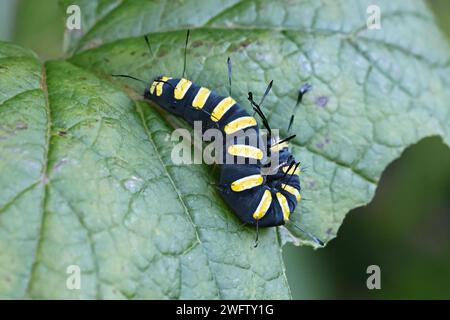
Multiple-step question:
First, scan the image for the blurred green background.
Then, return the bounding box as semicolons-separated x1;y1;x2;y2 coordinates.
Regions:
1;0;449;299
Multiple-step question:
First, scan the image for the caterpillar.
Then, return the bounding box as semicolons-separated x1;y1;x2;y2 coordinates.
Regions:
113;31;323;247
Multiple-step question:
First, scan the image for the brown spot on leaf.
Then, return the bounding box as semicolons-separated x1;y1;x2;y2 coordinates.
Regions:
315;96;329;107
15;122;28;130
158;48;168;58
192;40;203;48
240;40;251;49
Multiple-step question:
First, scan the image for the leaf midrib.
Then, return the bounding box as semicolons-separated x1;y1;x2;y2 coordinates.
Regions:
134;102;223;299
25;64;51;298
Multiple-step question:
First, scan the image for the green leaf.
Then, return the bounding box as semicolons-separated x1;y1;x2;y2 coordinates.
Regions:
1;0;450;299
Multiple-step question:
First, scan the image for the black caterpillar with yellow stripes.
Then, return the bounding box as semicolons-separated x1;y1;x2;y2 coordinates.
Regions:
113;32;323;246
145;77;318;239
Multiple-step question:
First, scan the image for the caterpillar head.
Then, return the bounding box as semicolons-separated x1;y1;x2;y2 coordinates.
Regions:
144;76;185;115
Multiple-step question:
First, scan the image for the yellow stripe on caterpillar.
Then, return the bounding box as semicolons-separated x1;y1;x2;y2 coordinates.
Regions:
224;116;257;135
281;184;301;202
192;87;211;109
227;144;263;160
252;189;272;220
276;192;290;221
270;141;289;153
230;174;264;192
150;82;157;95
211;97;236;122
282;165;301;175
174;78;192;100
153;76;172;96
